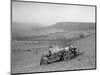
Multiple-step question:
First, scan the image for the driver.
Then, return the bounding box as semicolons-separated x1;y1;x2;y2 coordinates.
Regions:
64;45;74;53
69;45;74;50
69;45;76;56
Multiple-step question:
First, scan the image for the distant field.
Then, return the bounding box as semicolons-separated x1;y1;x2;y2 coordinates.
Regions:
11;30;95;73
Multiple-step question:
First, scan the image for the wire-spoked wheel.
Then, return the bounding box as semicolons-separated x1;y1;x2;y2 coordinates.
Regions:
63;51;71;61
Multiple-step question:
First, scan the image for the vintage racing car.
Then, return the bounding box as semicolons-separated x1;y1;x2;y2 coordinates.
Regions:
40;47;79;65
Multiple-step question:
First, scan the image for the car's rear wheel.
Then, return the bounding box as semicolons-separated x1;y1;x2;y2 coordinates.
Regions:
63;51;71;61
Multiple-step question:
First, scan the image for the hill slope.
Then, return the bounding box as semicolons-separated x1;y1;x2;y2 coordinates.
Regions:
12;22;95;39
49;22;95;31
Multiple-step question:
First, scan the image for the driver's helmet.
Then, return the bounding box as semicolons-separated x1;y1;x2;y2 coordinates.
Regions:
70;45;74;48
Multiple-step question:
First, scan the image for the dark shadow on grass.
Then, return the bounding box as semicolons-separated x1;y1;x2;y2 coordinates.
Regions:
71;52;85;59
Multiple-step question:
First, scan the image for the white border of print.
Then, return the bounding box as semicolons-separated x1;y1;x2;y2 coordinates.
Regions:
0;0;100;75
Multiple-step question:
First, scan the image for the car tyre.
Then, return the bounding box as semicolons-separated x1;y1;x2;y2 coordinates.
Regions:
63;51;71;61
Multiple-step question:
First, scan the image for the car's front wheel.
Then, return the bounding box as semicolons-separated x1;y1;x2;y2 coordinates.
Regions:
63;51;71;61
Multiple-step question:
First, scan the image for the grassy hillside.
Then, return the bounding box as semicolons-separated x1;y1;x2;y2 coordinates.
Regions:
49;22;95;31
12;22;95;41
11;34;96;73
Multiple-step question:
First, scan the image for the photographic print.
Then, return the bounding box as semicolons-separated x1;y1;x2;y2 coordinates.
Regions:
11;0;96;74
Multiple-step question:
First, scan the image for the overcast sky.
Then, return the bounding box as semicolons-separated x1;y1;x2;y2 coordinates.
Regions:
12;1;95;26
